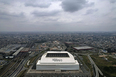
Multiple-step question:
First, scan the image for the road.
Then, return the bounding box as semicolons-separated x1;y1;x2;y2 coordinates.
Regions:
72;53;91;77
88;55;103;77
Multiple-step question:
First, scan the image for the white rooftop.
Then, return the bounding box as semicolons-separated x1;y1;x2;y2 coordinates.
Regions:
37;51;79;64
73;46;93;50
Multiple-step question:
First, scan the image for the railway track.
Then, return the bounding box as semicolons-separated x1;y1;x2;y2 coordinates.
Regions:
1;52;29;77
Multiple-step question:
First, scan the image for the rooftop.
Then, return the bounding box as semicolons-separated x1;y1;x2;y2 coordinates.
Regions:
37;51;79;64
73;46;93;50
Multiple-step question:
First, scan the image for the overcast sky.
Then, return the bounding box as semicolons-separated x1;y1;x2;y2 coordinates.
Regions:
0;0;116;32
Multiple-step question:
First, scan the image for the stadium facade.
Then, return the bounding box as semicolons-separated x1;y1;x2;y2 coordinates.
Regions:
36;51;79;71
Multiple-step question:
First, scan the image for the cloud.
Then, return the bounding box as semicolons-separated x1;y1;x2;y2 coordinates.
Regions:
110;0;116;3
25;3;51;8
51;0;62;1
44;18;58;21
86;2;94;7
24;0;61;8
85;9;98;15
0;11;24;20
0;0;15;5
112;17;116;20
0;0;116;32
61;0;88;12
32;10;60;17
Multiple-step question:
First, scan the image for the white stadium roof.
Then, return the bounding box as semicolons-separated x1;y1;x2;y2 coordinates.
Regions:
36;51;79;71
37;51;78;64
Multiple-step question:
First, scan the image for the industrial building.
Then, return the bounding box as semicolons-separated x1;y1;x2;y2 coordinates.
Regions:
65;42;73;45
36;51;79;71
12;47;24;56
20;48;29;52
0;44;21;55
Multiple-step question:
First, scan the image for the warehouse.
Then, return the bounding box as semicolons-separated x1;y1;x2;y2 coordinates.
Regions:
36;51;79;71
12;47;24;56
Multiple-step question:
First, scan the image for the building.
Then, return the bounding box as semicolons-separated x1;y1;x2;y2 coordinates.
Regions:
36;51;79;71
65;42;73;45
0;60;7;67
20;48;29;52
0;44;21;57
73;46;93;51
12;47;24;56
50;46;62;51
101;50;107;53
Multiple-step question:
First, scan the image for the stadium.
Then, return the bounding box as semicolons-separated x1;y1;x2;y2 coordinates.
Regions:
36;51;79;71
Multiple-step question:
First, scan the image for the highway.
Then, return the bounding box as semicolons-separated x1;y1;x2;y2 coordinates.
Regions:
72;53;91;77
88;55;103;77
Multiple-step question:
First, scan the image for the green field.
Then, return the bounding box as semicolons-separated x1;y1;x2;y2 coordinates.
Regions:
91;55;116;77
